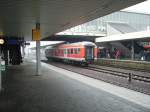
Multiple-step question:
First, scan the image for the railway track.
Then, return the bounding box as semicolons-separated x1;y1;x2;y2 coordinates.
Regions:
86;65;150;83
43;60;150;83
96;64;150;73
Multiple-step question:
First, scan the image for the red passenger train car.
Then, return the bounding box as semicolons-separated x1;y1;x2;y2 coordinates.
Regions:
45;41;97;65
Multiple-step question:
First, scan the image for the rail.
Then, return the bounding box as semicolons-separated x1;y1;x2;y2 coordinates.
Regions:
86;65;150;83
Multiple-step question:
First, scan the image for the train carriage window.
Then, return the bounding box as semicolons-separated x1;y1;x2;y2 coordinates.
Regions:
67;49;69;54
69;49;71;54
68;49;71;54
74;48;78;54
71;48;73;54
72;49;74;54
60;49;62;54
77;48;81;54
64;49;67;54
64;49;66;54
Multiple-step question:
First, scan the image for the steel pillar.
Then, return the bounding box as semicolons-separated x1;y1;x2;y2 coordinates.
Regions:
4;49;9;66
22;45;25;58
131;40;134;60
0;52;2;91
36;40;41;75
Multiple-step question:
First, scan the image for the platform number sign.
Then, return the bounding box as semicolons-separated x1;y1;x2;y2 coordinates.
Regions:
0;60;5;71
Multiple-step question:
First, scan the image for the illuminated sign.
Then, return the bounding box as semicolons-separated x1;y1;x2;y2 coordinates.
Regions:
0;39;4;44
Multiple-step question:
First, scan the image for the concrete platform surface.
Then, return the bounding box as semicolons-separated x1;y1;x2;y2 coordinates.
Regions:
0;59;150;112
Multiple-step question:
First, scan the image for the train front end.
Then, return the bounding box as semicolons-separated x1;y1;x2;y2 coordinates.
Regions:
84;42;97;64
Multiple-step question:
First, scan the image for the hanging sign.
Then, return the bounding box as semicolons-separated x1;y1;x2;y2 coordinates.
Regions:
32;29;41;41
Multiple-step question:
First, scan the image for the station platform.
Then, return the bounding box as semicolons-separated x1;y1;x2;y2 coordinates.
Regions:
0;59;150;112
95;58;150;71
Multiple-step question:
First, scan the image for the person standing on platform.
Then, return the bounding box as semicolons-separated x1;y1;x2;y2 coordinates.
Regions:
115;49;121;59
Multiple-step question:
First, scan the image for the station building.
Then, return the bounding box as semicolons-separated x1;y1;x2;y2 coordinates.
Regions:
63;11;150;36
61;11;150;60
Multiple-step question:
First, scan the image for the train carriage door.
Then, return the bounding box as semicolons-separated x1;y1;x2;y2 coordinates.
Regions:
64;49;67;58
85;46;94;61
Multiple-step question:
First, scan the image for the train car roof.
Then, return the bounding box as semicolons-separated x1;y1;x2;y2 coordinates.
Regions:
64;41;96;46
45;41;97;49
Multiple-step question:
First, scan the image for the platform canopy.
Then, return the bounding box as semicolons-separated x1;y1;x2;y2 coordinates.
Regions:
0;0;145;40
96;31;150;43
